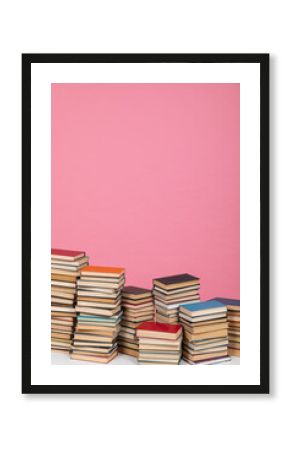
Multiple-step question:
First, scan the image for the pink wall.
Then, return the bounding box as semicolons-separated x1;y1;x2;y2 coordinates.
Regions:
51;83;240;299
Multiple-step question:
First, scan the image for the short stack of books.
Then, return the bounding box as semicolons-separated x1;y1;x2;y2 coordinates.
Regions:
70;265;125;363
119;286;154;357
212;298;240;357
136;321;183;364
51;248;88;353
179;300;231;364
153;273;200;324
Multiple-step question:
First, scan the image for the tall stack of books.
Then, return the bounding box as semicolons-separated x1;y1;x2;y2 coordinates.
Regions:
119;286;154;357
212;298;240;357
179;300;231;364
153;273;200;324
70;265;125;363
51;249;88;354
136;322;183;364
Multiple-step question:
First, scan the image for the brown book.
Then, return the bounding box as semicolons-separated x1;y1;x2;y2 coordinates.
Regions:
180;317;227;326
51;348;70;354
122;314;154;323
139;343;181;351
155;314;178;324
183;349;228;362
51;339;72;348
75;305;121;316
51;269;81;278
51;287;76;295
182;322;228;334
75;326;120;336
184;328;228;341
73;347;116;355
228;322;240;329
73;333;117;343
51;298;74;306
154;291;200;302
122;286;152;299
51;331;73;339
77;296;118;304
51;290;75;300
51;316;74;323
51;311;76;318
51;274;79;282
122;300;154;309
71;350;118;363
119;340;138;349
118;347;138;357
228;347;240;356
123;307;154;316
76;300;120;309
51;305;76;313
51;325;74;332
228;315;240;322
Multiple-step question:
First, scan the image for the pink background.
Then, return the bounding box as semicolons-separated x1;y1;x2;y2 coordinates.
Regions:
52;83;240;299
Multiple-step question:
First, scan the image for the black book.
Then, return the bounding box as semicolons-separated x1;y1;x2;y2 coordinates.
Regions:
153;273;200;290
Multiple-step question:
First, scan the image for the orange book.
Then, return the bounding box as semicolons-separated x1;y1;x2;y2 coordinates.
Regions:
81;265;125;277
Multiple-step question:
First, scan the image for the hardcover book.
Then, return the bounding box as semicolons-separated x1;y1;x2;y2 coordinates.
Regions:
136;321;182;340
154;273;200;290
81;266;125;277
51;248;85;261
180;300;226;316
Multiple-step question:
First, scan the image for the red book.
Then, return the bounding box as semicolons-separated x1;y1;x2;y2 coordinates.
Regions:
51;249;85;261
136;321;182;340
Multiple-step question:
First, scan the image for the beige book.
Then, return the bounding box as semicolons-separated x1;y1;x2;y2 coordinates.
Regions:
71;350;118;364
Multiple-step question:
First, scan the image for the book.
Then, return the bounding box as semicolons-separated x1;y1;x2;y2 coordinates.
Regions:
81;265;125;278
154;273;200;290
51;248;86;261
136;322;182;340
122;286;153;299
210;297;240;311
179;300;227;317
71;350;118;364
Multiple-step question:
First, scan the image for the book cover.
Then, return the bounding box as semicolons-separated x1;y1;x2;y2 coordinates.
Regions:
180;300;226;313
137;321;182;334
51;248;85;259
210;297;240;307
81;265;125;275
122;286;151;295
154;273;200;286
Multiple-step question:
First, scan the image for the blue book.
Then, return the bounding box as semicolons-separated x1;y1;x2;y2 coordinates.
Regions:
77;313;122;322
179;300;226;316
210;297;240;307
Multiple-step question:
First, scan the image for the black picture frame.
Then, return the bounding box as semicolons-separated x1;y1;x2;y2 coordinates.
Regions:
22;53;269;394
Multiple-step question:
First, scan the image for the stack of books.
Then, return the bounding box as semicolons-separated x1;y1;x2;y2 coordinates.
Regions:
136;322;183;364
51;248;88;353
153;273;200;324
179;300;231;364
119;286;154;357
70;265;125;363
212;298;240;357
